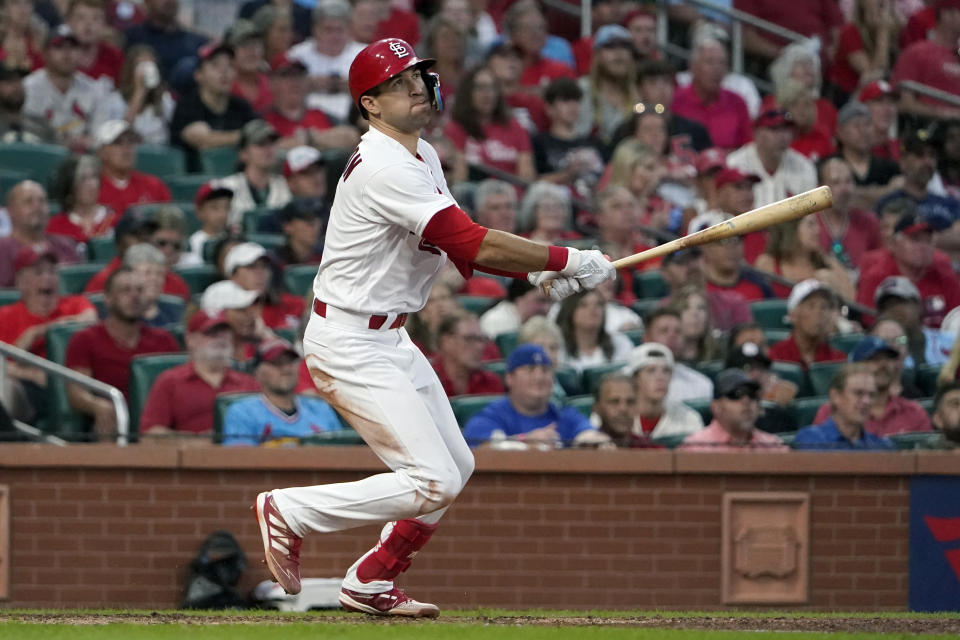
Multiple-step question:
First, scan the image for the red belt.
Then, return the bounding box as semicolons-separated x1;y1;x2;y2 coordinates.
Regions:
313;299;408;330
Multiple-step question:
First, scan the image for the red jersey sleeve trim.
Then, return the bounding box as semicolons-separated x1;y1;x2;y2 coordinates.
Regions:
421;204;488;262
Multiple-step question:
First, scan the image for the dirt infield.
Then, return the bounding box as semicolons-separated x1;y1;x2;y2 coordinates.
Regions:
2;611;959;634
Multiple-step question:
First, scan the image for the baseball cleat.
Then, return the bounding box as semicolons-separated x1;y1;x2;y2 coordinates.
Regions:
339;586;440;618
254;491;302;595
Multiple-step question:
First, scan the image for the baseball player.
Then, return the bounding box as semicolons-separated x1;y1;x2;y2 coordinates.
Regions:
254;37;616;618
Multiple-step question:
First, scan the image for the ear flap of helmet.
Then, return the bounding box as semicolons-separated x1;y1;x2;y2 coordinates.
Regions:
425;72;443;112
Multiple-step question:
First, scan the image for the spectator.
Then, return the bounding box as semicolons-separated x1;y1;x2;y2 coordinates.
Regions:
432;312;504;397
0;247;96;421
445;66;535;184
407;280;457;355
216;119;291;229
869;315;927;397
756;214;857;301
484;39;549;134
555;289;633;372
286;0;365;123
769;279;847;369
876;131;960;226
65;266;179;439
224;241;304;330
874;276;954;366
834;101;902;210
533;77;604;193
661;247;754;332
576;24;638;147
251;5;295;64
462;344;606;448
859;80;903;162
900;0;938;49
892;0;960;121
150;204;187;269
123;0;207;78
223;337;342;446
709;166;765;263
635;59;712;154
827;0;899;101
725;340;798;432
272;197;324;268
735;0;842;62
516;316;567;400
727;109;817;208
282;146;328;202
570;0;630;74
0;181;80;287
123;242;184;327
623;6;658;61
811;336;932;436
263;53;359;151
200;279;274;362
727;321;768;351
479;277;551;339
438;0;494;64
225;19;270;115
501;1;575;90
23;25;110;151
239;0;312;42
183;182;233;266
593;278;643;332
139;310;259;442
83;208;190;299
668;285;717;362
95;119;173;216
680;368;788;451
472;179;518;233
170;41;255;172
642;308;714;402
858;211;960;328
622;342;704;440
694;208;772;302
935;118;960;200
517;181;577;245
775;79;835;163
418;15;466;108
103;46;174;145
927;381;960;449
793;363;895;450
816;156;883;272
0;62;55;143
593;373;648;447
46;154;117;245
67;0;123;83
0;0;45;73
670;37;752;150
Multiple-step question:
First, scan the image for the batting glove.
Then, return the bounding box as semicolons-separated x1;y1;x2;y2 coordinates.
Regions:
528;271;582;301
563;249;616;290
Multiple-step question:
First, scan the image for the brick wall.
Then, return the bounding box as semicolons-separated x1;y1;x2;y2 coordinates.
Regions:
0;445;956;610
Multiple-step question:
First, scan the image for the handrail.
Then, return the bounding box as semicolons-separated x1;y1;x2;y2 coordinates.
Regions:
0;342;129;446
898;81;960;109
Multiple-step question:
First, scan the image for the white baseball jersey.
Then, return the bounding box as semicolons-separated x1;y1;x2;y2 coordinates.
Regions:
726;142;817;208
314;126;458;314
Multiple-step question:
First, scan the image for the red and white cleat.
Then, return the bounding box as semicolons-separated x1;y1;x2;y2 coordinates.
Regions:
339;586;440;618
254;491;302;595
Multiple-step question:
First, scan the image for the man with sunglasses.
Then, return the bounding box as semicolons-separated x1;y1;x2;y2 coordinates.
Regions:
679;368;788;451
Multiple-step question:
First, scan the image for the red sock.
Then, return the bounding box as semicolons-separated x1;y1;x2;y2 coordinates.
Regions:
357;519;438;583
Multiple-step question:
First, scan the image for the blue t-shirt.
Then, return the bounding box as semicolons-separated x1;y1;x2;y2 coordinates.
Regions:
876;189;960;225
223;395;342;446
462;397;594;448
793;418;895;451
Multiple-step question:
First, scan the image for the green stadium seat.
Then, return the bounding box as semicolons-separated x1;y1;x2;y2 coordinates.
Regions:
0;142;69;185
481;360;506;381
555;366;583;396
283;264;317;296
778;431;797;446
302;430;366;446
652;433;688;449
86;235;116;262
58;263;105;294
200;146;239;175
450;393;503;428
829;333;865;354
242;207;275;233
918;396;934;413
213;392;257;444
623;328;643;346
695;359;725;382
683;397;712;424
751;299;790;330
791;396;827;429
582;363;624;394
564;394;594;418
0;288;20;306
630;299;659;319
770;361;808;397
915;364;941;397
127;201;199;234
456;295;498;315
165;174;218;201
136;145;186;177
168;323;185;349
129;353;189;437
274;327;297;344
173;264;219;296
44;321;95;439
494;332;518;358
890;431;942;450
85;292;106;318
632;270;668;300
247;233;285;251
763;328;791;345
0;168;28;200
808;361;844;396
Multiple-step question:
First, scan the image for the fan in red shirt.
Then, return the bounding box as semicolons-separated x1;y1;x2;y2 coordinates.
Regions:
46;154;117;245
859;81;902;161
485;40;549;133
432;313;505;397
502;3;575;90
891;0;960;121
693;206;774;302
67;0;125;83
773;84;835;162
224;241;304;331
228;20;273;114
827;3;898;100
65;267;179;439
815;157;883;271
95;120;171;217
768;279;847;370
711;167;768;265
900;3;937;48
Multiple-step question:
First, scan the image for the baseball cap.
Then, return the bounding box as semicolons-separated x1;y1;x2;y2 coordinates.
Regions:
837;101;871;127
114;207;159;239
506;343;553;372
484;36;522;60
858;79;898;103
754;108;793;129
725;341;772;370
279;197;323;223
593;24;633;49
695;148;727;175
621;6;654;27
713;368;761;399
197;40;234;65
662;247;701;266
239;119;279;148
94;119;137;149
715;167;761;190
0;62;28;82
687;210;728;235
13;246;57;274
187;309;231;334
849;336;900;363
195;181;234;208
283;146;325;177
787;278;836;312
224;242;269;275
893;211;952;236
46;24;79;48
225;19;261;47
622;342;675;376
874;276;921;305
901;128;936;156
270;52;307;74
253;337;300;367
201;280;261;313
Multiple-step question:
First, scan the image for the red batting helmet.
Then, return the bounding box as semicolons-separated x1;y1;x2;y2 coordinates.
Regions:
349;38;436;108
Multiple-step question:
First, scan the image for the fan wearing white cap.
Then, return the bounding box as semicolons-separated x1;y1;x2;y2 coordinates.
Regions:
200;279;271;362
620;343;704;441
224;241;305;330
216;119;293;228
768;279;847;370
95;119;173;218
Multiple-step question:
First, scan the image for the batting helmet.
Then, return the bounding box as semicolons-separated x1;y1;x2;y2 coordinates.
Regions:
349;38;440;114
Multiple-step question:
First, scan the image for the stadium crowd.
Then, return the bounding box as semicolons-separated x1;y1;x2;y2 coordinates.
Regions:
0;0;959;452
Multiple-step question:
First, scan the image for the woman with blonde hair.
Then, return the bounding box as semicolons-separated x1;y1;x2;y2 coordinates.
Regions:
576;25;639;148
604;139;671;234
828;0;899;100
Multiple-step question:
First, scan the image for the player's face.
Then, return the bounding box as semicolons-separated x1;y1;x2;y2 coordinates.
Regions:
368;67;433;133
830;373;875;428
595;380;636;436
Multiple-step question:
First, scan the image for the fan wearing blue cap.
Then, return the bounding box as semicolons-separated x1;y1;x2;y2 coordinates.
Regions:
462;344;609;448
805;336;931;437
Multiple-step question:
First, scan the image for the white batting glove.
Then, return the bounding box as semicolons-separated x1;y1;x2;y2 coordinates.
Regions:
528;270;581;301
562;248;616;290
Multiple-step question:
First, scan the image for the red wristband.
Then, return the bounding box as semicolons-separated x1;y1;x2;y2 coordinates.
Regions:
545;245;569;272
